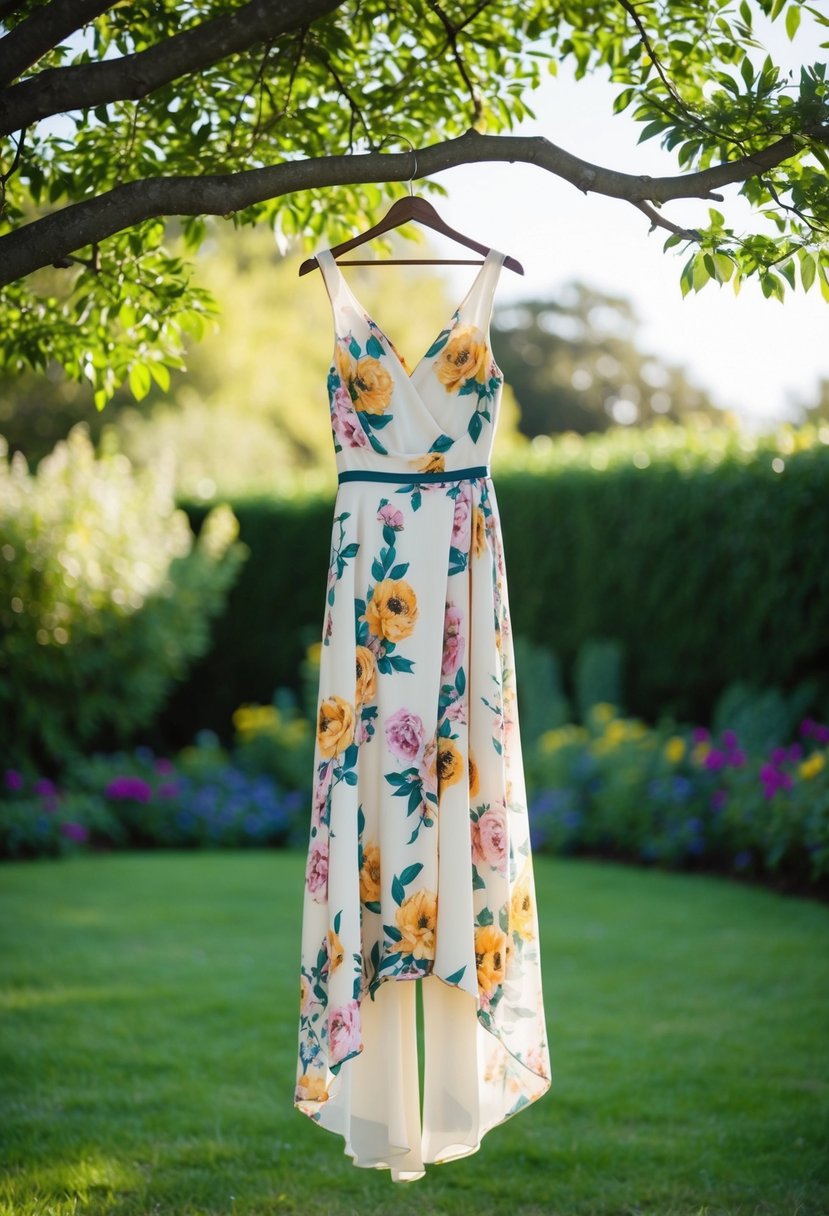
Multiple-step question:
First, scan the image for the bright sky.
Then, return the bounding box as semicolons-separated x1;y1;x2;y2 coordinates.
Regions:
418;15;828;426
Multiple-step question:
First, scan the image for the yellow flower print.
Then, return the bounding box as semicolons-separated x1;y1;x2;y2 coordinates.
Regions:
469;752;480;799
437;736;464;791
510;867;535;941
335;344;354;385
364;578;419;643
296;1073;329;1103
355;644;377;706
327;928;345;974
352;356;393;415
412;452;445;473
475;923;507;995
317;694;355;758
396;888;438;960
472;506;486;558
435;325;489;393
360;842;381;904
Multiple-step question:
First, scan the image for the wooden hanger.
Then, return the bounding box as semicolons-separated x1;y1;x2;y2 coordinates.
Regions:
297;195;524;276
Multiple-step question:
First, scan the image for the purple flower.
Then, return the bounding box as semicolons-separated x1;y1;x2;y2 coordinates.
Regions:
61;821;89;843
760;763;793;800
721;729;739;749
726;748;746;768
770;747;788;766
4;769;23;791
704;748;727;772
154;757;175;775
787;743;803;762
105;775;153;803
691;727;710;744
385;707;425;763
34;778;57;796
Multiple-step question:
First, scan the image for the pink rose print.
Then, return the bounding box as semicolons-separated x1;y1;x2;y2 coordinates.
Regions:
442;602;465;678
331;386;369;449
377;502;405;530
451;486;472;552
474;802;508;873
385;707;425;763
305;839;329;900
329;999;362;1063
311;762;333;829
446;698;467;725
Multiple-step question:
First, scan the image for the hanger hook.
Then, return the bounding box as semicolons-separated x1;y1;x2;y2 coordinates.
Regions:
376;134;417;197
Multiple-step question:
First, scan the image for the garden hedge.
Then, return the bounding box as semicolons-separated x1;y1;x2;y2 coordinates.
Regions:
158;424;829;747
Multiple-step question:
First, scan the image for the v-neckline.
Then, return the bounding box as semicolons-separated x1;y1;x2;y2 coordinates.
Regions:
328;249;498;383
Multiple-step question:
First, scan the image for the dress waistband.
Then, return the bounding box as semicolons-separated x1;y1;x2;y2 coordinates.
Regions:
338;465;490;485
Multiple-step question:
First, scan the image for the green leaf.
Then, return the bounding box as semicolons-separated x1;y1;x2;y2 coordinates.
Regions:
785;4;801;38
128;363;151;402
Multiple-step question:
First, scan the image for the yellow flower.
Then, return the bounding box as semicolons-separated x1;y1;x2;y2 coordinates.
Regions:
510;868;535;941
472;506;486;558
327;928;344;973
665;736;686;764
437;736;464;791
360;842;382;904
296;1073;329;1103
469;752;480;799
475;924;507;995
364;578;419;643
396;889;438;960
316;695;355;758
799;752;826;780
355;645;377;706
691;741;711;765
412;452;445;473
434;325;489;392
352;356;393;415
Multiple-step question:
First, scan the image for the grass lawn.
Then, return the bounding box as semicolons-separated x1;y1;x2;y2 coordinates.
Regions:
0;850;827;1216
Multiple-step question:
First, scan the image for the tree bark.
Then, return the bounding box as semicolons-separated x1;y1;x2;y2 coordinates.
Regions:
2;126;823;288
0;0;345;135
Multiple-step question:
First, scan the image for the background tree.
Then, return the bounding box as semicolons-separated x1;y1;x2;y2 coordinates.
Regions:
492;285;724;436
0;0;827;411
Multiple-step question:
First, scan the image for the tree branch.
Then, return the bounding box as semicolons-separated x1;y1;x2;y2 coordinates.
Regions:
0;0;346;138
1;125;824;287
0;0;116;90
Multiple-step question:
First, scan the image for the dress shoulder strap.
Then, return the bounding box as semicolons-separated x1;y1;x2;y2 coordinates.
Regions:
462;248;506;332
315;248;347;309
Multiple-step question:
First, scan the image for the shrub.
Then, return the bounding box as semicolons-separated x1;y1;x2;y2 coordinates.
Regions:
0;424;248;772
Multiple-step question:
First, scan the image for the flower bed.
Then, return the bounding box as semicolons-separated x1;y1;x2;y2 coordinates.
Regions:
526;704;829;894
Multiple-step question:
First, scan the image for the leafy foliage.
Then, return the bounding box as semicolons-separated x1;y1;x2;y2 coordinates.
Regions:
0;424;247;771
0;1;826;404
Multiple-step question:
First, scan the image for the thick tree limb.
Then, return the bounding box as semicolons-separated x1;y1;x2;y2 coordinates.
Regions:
0;1;115;90
0;0;345;137
1;126;824;287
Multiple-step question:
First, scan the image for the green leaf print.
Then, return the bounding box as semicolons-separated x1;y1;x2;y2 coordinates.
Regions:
423;329;452;359
391;875;405;905
385;924;403;943
477;907;494;927
455;668;466;696
388;562;409;579
364;900;381;914
444;966;467;985
389;655;415;673
366;334;384;358
348;336;361;358
333;910;342;934
398;862;424;886
429;433;454;452
468;410;483;442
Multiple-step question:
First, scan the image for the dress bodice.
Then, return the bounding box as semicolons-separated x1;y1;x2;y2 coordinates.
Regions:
316;247;506;477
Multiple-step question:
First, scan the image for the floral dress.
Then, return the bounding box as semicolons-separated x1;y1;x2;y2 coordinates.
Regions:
295;247;551;1181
